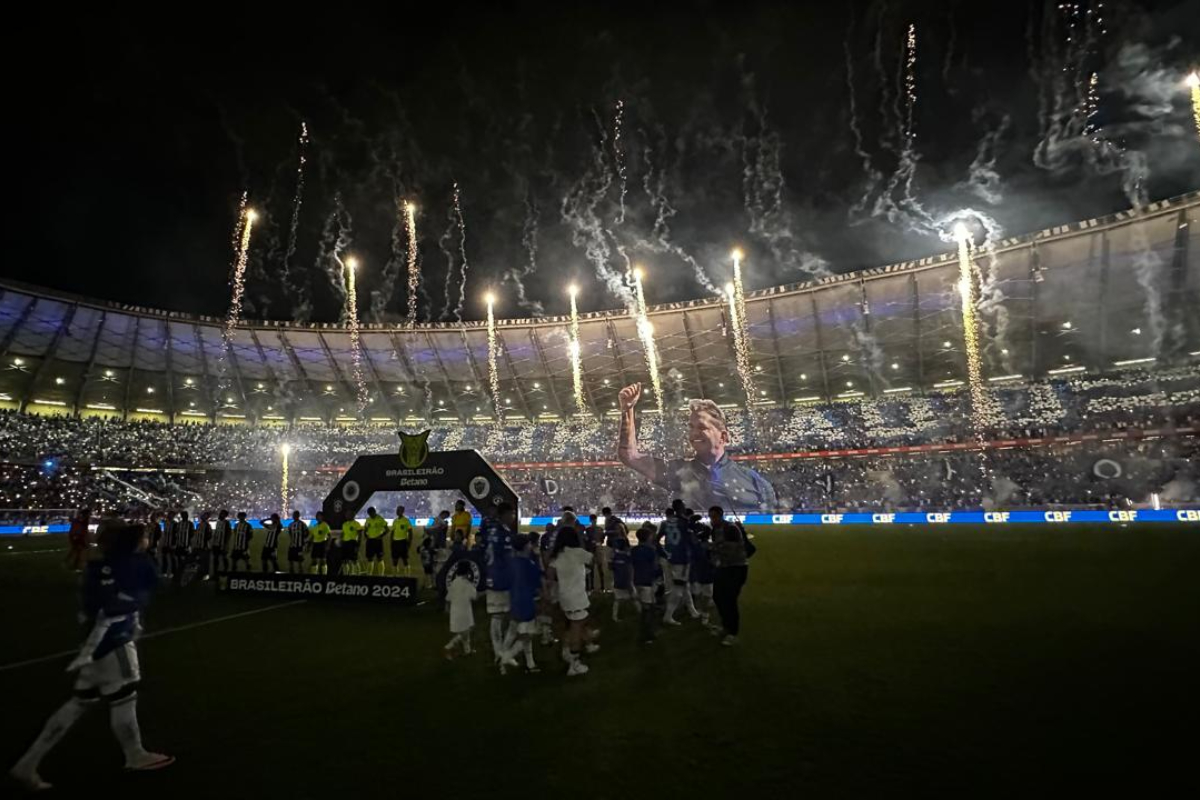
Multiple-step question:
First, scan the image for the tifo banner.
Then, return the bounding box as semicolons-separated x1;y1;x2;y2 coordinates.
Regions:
215;572;418;604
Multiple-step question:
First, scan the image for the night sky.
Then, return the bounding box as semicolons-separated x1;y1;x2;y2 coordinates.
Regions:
8;1;1200;323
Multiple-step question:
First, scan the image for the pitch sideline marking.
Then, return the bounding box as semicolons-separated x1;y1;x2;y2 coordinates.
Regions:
0;600;307;673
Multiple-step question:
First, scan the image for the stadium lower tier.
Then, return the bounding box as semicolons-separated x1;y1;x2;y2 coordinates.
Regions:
2;435;1196;525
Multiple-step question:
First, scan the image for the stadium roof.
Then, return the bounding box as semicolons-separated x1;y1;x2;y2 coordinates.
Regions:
1;192;1197;425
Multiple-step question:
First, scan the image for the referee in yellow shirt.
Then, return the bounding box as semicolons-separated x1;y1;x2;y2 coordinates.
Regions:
364;507;389;576
341;516;363;575
310;512;332;575
451;500;473;546
390;506;414;575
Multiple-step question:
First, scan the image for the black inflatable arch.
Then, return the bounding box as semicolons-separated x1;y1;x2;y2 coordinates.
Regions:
321;449;519;530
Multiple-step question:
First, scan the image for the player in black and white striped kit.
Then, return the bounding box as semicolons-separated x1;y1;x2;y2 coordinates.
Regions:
230;512;253;572
209;510;232;579
171;512;193;583
259;514;282;574
286;511;309;574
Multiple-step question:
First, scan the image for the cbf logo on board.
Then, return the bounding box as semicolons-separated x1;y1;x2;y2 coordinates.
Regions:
397;430;431;469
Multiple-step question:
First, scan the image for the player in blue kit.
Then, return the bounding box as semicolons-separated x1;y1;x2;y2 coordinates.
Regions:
610;537;634;622
630;528;660;644
480;502;517;666
689;525;716;628
9;522;174;791
497;534;543;674
662;508;701;625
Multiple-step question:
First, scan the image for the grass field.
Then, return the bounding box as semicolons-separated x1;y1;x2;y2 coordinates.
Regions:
2;525;1199;796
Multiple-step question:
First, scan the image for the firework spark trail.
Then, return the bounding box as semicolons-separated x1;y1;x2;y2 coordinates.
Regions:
485;294;501;420
343;256;369;413
568;286;586;414
954;226;991;436
280;444;291;515
845;20;882;217
963;114;1010;205
560;113;632;306
740;98;829;278
726;251;757;425
613;99;628;225
637;135;718;294
1189;72;1200;142
223;197;257;346
439;213;457;321
452;183;470;323
631;269;664;416
505;194;545;316
283;122;308;281
903;23;917;147
402;201;419;326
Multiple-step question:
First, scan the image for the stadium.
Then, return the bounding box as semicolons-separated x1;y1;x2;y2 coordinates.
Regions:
5;6;1200;797
2;193;1198;526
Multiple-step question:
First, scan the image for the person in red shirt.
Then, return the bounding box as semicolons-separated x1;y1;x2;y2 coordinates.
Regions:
65;509;91;573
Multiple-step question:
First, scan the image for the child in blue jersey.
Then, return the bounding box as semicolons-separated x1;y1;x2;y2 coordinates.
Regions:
689;525;716;627
630;527;660;644
498;534;543;673
481;502;517;666
610;537;634;622
9;522;174;791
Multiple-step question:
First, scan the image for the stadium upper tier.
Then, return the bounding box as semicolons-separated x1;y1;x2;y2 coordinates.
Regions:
1;193;1197;424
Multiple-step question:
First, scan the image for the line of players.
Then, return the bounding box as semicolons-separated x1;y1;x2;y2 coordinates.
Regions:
143;499;480;581
445;498;751;677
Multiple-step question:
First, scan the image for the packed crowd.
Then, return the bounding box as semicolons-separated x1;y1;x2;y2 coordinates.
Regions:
2;369;1196;473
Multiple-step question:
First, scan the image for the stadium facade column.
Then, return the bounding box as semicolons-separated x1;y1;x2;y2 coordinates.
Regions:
359;341;402;421
74;309;107;415
458;328;492;417
0;289;36;364
193;322;219;423
121;317;142;421
385;329;421;422
316;329;359;419
1167;208;1191;363
1098;229;1111;364
1029;244;1041;379
422;330;466;421
677;309;708;401
527;328;568;417
248;328;289;423
277;329;310;424
909;274;925;392
603;317;633;395
809;293;833;400
18;302;76;414
164;317;176;424
496;328;536;420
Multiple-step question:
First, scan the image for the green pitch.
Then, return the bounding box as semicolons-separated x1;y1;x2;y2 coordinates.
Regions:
2;525;1198;796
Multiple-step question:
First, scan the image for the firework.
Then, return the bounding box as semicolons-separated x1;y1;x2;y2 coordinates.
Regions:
631;268;664;415
344;256;368;413
486;293;501;421
727;249;757;415
280;443;291;515
613;99;627;224
404;201;419;326
223;199;257;344
568;284;586;414
904;23;918;147
284;122;308;274
452;183;470;322
954;225;988;434
1189;72;1200;143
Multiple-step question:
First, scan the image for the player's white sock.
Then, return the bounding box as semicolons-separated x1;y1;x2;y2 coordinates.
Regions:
664;585;682;622
109;694;150;765
683;585;700;617
522;639;536;668
489;616;505;657
13;697;90;776
501;623;518;656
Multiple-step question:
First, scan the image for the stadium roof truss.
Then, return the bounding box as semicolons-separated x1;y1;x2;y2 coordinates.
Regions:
0;192;1196;423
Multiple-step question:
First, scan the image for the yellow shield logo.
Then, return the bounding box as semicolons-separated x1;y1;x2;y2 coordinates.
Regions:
398;430;431;469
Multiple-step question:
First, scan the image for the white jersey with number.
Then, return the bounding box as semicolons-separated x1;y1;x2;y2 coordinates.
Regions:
552;547;593;613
